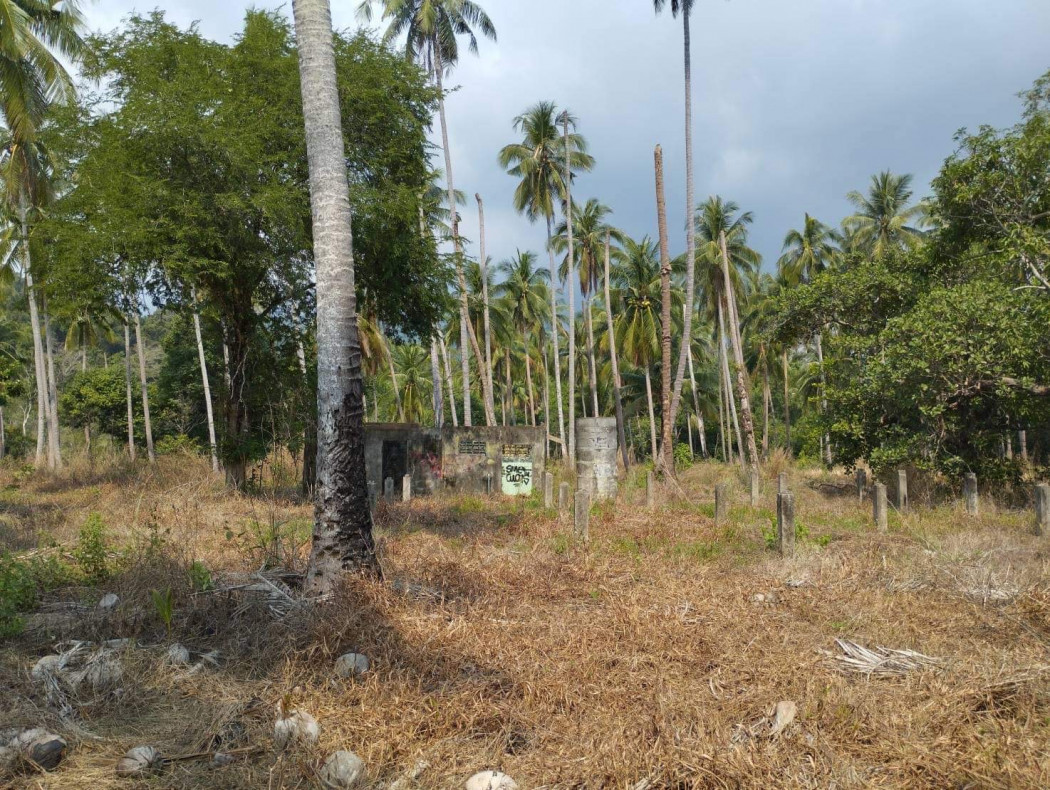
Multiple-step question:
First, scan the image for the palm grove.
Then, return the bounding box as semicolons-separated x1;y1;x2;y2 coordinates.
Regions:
1;1;1049;582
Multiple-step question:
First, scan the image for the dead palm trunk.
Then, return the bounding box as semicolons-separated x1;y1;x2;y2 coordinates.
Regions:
191;291;220;473
562;114;577;465
719;231;759;471
438;333;458;427
431;337;443;428
477;193;495;420
603;234;630;470
644;360;659;463
133;309;155;462
654;144;674;473
42;293;61;469
782;348;792;455
545;216;566;456
293;0;379;588
123;318;136;460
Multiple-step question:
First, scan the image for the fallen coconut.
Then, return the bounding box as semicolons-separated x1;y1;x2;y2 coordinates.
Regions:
97;593;119;611
466;770;519;790
319;750;367;789
116;745;163;777
273;709;319;749
166;644;191;666
13;729;67;771
334;652;370;679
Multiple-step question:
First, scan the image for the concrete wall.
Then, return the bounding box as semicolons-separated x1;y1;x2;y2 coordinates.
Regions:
364;423;546;499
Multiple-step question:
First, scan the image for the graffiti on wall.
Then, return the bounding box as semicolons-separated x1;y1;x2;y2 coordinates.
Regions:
501;443;533;495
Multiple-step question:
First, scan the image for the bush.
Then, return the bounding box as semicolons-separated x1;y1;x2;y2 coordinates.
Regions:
0;553;36;638
673;442;693;471
74;513;110;583
156;433;202;456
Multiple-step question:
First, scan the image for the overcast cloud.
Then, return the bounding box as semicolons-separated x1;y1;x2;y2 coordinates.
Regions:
85;0;1050;271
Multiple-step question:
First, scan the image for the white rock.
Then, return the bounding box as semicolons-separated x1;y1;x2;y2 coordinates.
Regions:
319;750;367;789
166;644;191;666
31;654;65;680
97;593;119;611
334;652;370;679
770;700;797;737
115;745;162;777
273;710;319;749
466;770;519;790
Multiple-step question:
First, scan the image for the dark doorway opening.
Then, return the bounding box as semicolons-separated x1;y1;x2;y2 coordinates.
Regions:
382;440;408;496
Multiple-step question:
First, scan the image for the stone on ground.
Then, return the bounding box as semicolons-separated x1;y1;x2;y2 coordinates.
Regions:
320;750;367;789
334;652;370;678
466;770;519;790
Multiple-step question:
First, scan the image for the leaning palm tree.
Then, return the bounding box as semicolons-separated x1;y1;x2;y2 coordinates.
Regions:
362;0;497;427
499;100;594;457
652;0;699;469
778;213;836;464
292;0;379;589
845;170;925;258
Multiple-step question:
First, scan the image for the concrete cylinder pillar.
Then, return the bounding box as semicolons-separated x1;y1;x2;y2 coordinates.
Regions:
963;472;978;517
777;492;795;557
874;482;888;531
575;418;619;501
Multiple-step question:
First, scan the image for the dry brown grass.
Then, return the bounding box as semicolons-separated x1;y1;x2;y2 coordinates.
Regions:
2;456;1050;788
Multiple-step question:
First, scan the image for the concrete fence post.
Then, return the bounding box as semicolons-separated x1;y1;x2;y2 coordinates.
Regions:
777;492;795;557
402;474;412;502
715;483;729;527
646;471;655;510
856;468;867;501
559;482;570;513
544;473;554;509
778;472;788;495
1034;484;1050;537
574;491;591;542
749;471;760;507
963;472;978;517
896;469;908;512
874;482;888;532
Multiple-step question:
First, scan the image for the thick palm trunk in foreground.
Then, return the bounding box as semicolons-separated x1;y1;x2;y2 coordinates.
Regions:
563;115;577;465
293;0;379;590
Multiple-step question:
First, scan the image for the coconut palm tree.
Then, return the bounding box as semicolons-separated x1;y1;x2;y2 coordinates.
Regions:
499;101;594;457
391;343;432;423
362;0;497;427
292;0;379;589
652;0;699;466
778;213;837;464
553;198;622;416
495;250;549;427
845;171;925;258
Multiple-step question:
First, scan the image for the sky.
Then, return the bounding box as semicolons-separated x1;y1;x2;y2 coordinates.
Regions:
83;0;1050;272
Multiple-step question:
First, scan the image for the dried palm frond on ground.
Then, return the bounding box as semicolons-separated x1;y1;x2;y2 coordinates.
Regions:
823;638;943;677
2;458;1050;788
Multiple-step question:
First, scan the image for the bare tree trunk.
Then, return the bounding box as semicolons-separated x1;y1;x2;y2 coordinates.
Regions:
654;144;674;473
666;7;697;444
718;299;744;468
687;345;706;458
191;293;220;473
644;363;658;463
42;295;61;469
585;297;600;417
0;407;5;460
719;231;759;471
293;0;379;589
762;352;771;458
562;114;577;466
505;347;515;425
21;201;47;468
123;319;136;461
431;337;443;428
717;365;728;463
697;412;708;458
476;193;495;421
1020;429;1028;463
525;348;536;426
782;348;792;455
542;343;551;442
133;310;155;462
81;345;91;456
815;331;832;465
604;233;630;470
385;343;404;421
438;333;458;427
545;217;566;456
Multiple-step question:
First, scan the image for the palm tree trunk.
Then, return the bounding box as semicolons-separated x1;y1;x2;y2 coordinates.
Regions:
542;342;551;442
717;366;728;463
42;295;61;469
545;217;566;455
644;363;659;462
133;310;155;462
815;330;831;465
687;345;706;458
293;0;379;589
782;348;792;455
719;231;759;471
438;333;458;427
505;347;514;425
603;233;630;470
477;193;496;420
697;412;708;458
762;352;771;458
82;344;91;455
386;344;404;421
562;115;577;466
585;297;599;417
718;299;744;468
431;337;443;428
525;348;536;426
21;200;47;468
191;292;220;473
667;7;697;442
654;144;674;473
123;318;136;461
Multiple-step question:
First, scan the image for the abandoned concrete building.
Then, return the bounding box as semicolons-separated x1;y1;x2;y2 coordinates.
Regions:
364;424;547;501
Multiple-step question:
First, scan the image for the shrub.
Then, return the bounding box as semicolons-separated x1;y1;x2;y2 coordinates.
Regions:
673;442;693;471
74;513;110;583
189;560;213;591
0;553;36;638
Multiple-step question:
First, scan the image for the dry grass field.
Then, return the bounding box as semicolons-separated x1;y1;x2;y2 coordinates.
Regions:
2;453;1050;789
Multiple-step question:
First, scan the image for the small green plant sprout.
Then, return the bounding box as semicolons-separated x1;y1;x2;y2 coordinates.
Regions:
189;560;213;591
151;587;175;637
